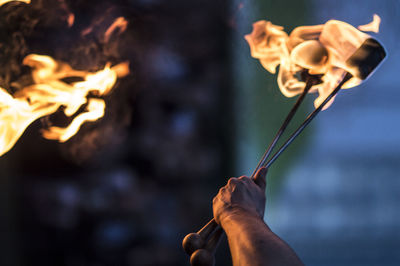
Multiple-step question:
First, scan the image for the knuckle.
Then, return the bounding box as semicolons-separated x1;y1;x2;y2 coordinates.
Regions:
245;177;252;182
228;177;239;185
239;176;251;182
238;176;251;185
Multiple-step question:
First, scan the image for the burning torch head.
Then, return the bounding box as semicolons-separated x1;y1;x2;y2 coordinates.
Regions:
245;15;387;109
345;38;386;80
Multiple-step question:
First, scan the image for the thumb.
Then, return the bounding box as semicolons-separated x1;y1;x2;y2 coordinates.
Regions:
253;167;268;190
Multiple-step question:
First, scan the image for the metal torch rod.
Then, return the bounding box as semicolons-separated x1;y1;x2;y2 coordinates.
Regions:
249;75;315;178
263;72;352;169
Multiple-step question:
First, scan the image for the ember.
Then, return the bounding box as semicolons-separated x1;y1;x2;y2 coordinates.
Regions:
245;15;382;109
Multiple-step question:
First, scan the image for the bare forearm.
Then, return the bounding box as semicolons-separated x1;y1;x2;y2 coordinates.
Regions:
212;171;302;266
221;211;304;266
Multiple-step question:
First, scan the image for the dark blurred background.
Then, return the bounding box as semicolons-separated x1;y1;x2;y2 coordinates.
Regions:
0;0;399;266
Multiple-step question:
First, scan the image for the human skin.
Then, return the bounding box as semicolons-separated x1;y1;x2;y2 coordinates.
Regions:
213;168;304;266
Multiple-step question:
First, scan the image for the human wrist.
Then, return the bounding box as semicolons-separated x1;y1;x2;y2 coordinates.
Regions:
218;205;263;228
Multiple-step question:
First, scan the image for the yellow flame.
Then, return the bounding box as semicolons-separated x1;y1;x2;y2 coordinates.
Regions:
0;0;30;6
42;99;105;142
0;86;59;155
358;14;381;33
0;5;129;156
245;15;381;109
0;55;129;156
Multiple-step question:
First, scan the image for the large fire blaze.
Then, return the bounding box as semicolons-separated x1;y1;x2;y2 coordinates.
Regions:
0;55;129;157
245;15;382;109
0;1;130;156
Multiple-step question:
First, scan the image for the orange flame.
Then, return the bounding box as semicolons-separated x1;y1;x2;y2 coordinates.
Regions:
0;55;129;156
67;13;75;28
0;0;30;6
0;3;130;156
245;15;381;109
104;17;128;43
81;16;128;44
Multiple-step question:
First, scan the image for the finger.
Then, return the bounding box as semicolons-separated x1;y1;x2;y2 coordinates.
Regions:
239;176;252;186
212;194;219;205
238;176;251;181
253;167;268;190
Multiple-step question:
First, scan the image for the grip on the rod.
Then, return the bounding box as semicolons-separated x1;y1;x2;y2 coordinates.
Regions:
186;166;268;259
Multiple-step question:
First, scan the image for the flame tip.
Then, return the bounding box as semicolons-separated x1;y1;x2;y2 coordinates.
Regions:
358;14;381;33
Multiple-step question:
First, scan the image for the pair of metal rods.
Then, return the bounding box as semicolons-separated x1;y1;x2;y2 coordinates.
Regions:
250;74;316;178
185;72;353;266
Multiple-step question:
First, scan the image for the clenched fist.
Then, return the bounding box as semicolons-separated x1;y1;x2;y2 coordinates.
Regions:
213;167;268;227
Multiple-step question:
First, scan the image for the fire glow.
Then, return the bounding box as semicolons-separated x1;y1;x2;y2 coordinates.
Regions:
0;0;30;5
0;1;130;157
245;15;381;109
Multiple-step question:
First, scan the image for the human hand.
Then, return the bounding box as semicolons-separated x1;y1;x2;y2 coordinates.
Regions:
213;167;268;227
